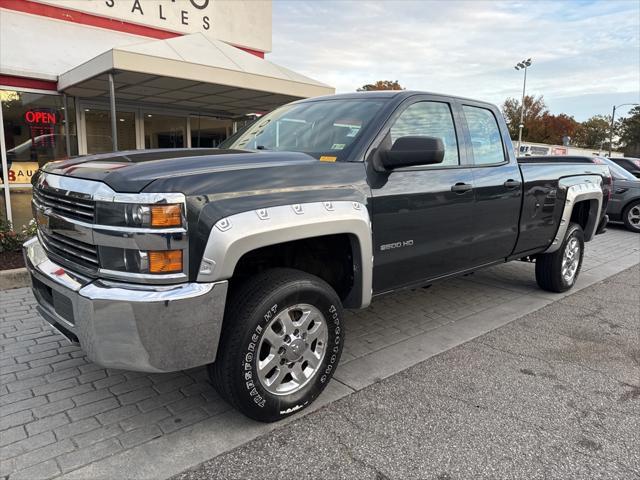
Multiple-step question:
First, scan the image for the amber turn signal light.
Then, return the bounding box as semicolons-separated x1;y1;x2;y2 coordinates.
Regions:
150;204;182;227
148;250;183;273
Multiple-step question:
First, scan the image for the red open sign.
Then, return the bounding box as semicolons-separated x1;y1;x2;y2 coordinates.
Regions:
25;110;57;125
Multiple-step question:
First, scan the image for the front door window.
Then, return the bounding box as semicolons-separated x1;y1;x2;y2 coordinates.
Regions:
390;101;460;167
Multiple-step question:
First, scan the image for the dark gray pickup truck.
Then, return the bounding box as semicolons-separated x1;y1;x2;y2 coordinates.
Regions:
24;91;611;421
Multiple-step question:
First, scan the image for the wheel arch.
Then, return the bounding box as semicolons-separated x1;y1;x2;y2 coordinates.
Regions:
621;196;640;215
545;176;603;253
197;201;373;308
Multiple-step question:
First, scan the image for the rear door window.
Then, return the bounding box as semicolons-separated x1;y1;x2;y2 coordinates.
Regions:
463;105;506;165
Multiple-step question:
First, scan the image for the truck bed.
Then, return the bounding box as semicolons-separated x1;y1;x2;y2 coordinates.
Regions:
514;157;611;255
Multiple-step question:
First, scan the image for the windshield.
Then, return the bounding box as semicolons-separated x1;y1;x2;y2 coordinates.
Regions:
220;99;385;160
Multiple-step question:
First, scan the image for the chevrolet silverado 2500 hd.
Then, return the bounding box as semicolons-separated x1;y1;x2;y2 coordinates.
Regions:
24;91;611;421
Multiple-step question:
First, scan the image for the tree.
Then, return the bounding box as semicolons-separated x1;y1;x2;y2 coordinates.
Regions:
573;115;612;150
501;95;548;141
357;80;404;92
617;106;640;157
535;113;580;146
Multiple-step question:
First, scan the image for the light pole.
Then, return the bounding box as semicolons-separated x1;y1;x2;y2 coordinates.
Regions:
514;58;532;154
609;103;639;157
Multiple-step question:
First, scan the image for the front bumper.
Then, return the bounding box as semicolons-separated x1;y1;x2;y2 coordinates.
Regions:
23;236;228;373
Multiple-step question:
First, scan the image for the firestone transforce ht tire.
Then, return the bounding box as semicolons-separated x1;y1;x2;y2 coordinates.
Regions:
622;200;640;233
209;268;344;422
535;222;584;293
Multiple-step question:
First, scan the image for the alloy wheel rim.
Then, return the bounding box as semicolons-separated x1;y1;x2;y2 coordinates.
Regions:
256;304;328;396
561;237;581;283
628;205;640;228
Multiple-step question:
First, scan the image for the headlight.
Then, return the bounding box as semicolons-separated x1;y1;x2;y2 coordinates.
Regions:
126;205;151;226
99;247;183;274
96;202;183;228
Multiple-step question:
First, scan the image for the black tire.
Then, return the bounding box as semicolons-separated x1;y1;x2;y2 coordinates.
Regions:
209;268;344;422
535;222;584;293
622;200;640;233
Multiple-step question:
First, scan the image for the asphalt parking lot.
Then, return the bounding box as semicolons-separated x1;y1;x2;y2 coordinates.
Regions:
174;264;640;480
1;226;638;480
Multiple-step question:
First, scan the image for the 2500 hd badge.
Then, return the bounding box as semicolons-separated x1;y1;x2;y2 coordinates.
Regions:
380;240;414;251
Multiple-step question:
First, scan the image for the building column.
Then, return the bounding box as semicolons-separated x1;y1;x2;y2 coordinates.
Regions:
108;73;118;152
0;99;13;223
62;93;72;158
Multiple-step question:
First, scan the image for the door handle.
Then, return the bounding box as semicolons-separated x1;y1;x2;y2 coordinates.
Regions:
503;179;522;189
451;182;473;193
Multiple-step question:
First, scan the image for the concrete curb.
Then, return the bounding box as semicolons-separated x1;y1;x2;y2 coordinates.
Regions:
0;267;29;290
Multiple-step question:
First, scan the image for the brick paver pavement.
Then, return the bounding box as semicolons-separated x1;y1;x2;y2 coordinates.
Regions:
1;226;638;479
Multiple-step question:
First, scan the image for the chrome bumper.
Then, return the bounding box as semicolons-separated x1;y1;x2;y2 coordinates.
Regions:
23;236;228;373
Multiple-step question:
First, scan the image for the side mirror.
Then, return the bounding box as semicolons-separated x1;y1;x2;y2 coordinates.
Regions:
380;136;445;170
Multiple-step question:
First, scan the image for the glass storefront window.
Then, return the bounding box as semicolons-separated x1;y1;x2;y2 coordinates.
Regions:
1;90;78;224
6;188;33;229
1;90;77;186
144;114;186;148
190;115;231;147
85;109;136;154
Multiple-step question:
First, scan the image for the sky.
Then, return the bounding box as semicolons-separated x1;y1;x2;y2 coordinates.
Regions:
270;0;640;121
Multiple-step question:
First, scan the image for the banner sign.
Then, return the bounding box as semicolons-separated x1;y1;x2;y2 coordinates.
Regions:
32;0;272;52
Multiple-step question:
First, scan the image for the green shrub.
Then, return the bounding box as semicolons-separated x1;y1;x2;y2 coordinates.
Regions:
0;218;37;253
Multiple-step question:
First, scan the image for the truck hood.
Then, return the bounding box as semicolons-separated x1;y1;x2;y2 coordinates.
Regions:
41;148;318;193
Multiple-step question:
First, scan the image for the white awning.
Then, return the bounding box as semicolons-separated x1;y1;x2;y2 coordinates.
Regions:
57;33;334;116
0;9;150;82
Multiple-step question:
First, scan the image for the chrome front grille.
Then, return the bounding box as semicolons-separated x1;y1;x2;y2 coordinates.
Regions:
33;186;95;223
32;172;189;284
38;229;99;271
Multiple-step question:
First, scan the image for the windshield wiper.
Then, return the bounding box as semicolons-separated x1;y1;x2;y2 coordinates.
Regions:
256;145;270;150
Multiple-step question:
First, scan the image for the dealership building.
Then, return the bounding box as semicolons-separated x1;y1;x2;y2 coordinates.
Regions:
0;0;333;227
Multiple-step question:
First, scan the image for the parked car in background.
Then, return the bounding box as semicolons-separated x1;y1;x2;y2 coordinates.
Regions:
609;157;640;179
600;158;640;232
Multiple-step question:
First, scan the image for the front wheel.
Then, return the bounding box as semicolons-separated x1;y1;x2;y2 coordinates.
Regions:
535;222;584;293
623;200;640;233
209;268;344;422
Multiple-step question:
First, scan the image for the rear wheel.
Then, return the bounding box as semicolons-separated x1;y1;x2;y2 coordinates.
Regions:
209;268;344;422
535;222;584;293
623;201;640;233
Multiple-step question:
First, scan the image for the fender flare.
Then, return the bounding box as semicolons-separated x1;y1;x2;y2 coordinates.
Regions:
545;176;603;253
196;201;373;308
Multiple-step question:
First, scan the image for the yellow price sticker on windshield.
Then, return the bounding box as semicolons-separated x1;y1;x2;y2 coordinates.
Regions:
319;156;337;162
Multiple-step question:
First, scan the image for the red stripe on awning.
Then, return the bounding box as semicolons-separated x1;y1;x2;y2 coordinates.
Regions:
0;74;58;91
